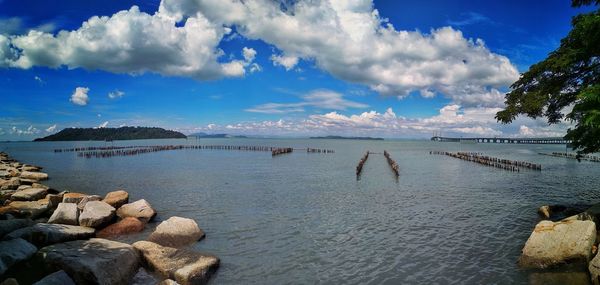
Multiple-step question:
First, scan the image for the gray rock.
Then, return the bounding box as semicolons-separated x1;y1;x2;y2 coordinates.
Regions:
4;223;95;247
46;192;65;210
148;217;205;248
19;171;48;181
0;190;16;201
48;203;79;225
33;270;76;285
79;201;115;228
130;268;159;285
159;279;181;285
16;185;31;191
31;183;49;190
0;218;34;238
519;220;596;268
11;188;48;201
116;199;156;222
590;252;600;285
0;278;19;285
133;241;219;285
37;238;140;285
0;170;9;178
0;238;37;275
77;195;102;211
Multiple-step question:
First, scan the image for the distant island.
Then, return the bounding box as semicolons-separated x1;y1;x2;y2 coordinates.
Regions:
188;132;247;138
34;127;186;141
310;135;384;140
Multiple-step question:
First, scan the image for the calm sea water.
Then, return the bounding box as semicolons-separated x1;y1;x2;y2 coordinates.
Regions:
1;138;599;284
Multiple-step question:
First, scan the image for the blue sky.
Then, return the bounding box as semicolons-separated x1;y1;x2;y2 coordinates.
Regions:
0;0;594;140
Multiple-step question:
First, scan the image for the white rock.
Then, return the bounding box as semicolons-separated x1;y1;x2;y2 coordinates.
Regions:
148;216;205;248
519;220;596;268
48;203;79;225
78;201;115;228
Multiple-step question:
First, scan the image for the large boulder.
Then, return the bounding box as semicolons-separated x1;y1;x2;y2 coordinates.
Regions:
97;217;145;238
4;223;95;248
46;192;65;209
103;190;129;209
0;238;37;276
1;177;20;190
519;220;596;268
11;188;48;201
590;252;600;285
117;199;156;222
0;218;34;238
7;200;49;218
79;201;115;228
133;241;219;285
21;165;41;172
62;192;87;204
20;171;48;181
148;217;205;248
37;238;140;285
33;270;76;285
77;195;102;211
48;203;79;225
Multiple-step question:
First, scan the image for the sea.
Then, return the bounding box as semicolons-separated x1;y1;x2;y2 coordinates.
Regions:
1;138;599;284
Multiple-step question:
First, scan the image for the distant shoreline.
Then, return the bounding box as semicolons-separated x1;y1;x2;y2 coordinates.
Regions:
309;136;384;141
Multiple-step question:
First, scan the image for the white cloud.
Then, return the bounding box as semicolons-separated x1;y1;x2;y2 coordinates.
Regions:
108;90;125;99
45;124;57;132
34;75;44;84
270;54;299;71
157;0;519;106
0;1;519;107
10;125;39;135
98;121;109;128
1;6;255;79
70;87;89;106
246;89;368;113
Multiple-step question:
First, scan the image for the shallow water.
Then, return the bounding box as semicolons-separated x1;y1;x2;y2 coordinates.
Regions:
2;138;599;284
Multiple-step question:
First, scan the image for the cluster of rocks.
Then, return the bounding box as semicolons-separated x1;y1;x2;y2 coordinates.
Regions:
520;203;600;284
0;152;219;284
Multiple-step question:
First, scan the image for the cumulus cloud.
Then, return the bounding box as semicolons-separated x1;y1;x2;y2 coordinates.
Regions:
157;0;519;106
270;54;299;71
45;124;57;132
246;89;368;113
0;0;518;107
108;90;125;99
10;125;39;135
70;87;89;106
0;6;256;79
191;104;570;138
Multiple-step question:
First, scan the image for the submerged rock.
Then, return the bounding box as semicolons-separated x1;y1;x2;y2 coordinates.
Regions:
529;271;590;285
0;219;34;238
133;240;219;285
96;217;145;238
4;223;95;248
19;171;48;181
0;238;37;276
78;201;115;228
519;220;596;268
37;238;140;285
117;199;156;222
33;270;76;285
148;216;205;248
47;203;79;225
10;188;48;201
103;190;129;209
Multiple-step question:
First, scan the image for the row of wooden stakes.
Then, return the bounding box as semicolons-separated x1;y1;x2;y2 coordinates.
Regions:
356;150;399;177
430;151;541;172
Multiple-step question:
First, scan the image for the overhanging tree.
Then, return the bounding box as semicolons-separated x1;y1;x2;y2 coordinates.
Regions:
496;1;600;154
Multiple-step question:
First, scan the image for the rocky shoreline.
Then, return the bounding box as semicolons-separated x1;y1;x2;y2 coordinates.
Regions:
521;203;600;284
0;152;219;285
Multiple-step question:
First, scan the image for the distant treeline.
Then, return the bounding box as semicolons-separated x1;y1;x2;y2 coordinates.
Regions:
34;127;186;141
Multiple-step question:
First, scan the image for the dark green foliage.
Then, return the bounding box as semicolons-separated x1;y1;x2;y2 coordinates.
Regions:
33;127;186;141
496;7;600;154
572;0;600;7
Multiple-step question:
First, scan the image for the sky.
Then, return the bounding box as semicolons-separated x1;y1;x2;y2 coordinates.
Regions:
0;0;595;140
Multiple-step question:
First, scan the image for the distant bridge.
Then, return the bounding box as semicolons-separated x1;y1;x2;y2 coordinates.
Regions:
431;136;570;144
